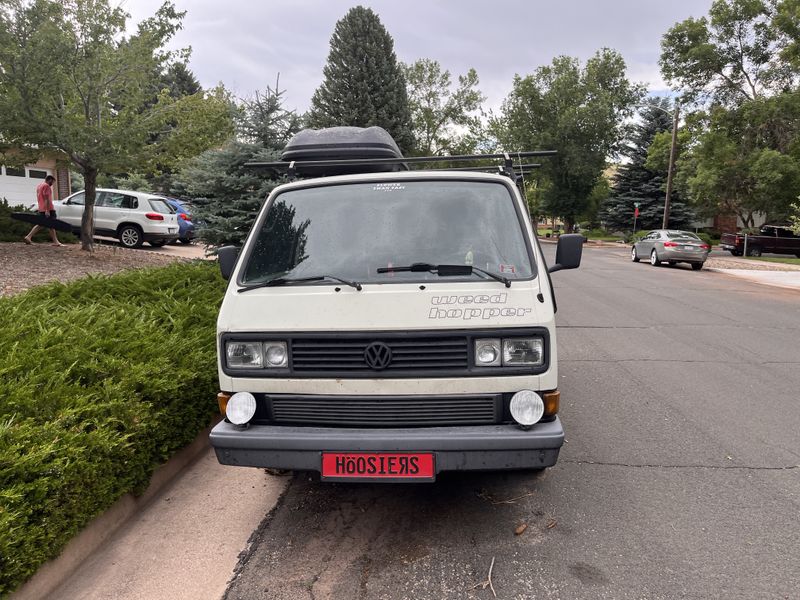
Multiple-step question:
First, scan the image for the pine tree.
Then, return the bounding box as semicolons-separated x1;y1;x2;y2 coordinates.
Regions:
161;62;201;99
600;98;695;232
307;6;413;153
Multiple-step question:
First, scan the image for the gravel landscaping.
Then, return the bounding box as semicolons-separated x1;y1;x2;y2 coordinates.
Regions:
703;256;800;271
0;242;187;296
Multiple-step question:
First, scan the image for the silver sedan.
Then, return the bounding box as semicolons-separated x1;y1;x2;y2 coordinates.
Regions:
631;230;710;270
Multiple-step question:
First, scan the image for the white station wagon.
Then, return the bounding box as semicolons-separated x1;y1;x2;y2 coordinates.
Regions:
54;188;179;248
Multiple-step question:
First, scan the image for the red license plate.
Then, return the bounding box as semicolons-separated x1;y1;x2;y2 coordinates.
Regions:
321;452;435;480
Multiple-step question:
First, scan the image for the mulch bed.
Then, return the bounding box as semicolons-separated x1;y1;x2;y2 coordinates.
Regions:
1;242;187;297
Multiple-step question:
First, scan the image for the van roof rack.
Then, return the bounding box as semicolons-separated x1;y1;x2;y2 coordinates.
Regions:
247;151;555;182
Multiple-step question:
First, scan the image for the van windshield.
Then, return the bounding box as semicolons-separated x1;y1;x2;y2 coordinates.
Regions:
241;180;535;285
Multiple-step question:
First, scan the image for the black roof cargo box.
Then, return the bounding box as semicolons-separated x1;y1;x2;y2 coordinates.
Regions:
280;126;406;176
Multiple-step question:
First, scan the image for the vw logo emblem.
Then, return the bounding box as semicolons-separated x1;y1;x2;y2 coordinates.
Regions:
364;342;393;370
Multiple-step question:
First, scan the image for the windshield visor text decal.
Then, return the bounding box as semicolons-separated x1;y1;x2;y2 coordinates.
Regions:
428;293;532;320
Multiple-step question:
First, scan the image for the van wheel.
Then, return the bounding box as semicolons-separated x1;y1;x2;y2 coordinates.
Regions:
631;246;640;262
650;249;661;266
692;263;703;271
118;225;143;248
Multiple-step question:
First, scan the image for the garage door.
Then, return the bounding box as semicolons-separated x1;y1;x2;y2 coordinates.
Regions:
0;165;53;208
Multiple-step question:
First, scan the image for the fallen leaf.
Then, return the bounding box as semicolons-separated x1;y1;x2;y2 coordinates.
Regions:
515;523;528;535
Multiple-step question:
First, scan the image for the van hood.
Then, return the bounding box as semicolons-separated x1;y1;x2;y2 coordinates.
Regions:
218;281;552;333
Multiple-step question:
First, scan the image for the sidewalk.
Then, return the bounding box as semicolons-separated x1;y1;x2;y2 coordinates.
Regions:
20;446;287;600
706;268;800;291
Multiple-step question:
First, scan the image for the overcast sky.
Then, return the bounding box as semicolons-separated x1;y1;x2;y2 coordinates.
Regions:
122;0;713;113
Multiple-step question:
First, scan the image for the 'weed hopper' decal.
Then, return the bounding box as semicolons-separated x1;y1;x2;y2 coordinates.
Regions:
428;293;532;321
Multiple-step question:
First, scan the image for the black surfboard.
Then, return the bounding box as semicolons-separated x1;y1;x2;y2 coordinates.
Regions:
11;212;74;233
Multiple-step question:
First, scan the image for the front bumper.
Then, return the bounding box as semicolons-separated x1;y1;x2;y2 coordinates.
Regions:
209;417;565;475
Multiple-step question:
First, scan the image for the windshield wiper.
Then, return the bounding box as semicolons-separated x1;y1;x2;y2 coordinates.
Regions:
377;263;511;288
238;274;362;292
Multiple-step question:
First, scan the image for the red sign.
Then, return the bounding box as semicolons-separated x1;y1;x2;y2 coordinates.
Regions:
321;452;435;480
634;207;640;218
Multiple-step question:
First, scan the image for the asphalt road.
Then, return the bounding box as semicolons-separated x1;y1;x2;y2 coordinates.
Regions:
223;245;800;600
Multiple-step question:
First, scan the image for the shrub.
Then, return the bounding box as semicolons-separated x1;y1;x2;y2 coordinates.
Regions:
694;232;714;247
624;230;649;243
0;262;224;594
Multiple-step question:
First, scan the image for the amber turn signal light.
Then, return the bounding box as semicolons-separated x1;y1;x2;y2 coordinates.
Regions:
217;392;232;416
542;390;560;417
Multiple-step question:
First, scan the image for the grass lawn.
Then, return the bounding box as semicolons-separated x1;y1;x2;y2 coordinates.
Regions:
746;256;800;266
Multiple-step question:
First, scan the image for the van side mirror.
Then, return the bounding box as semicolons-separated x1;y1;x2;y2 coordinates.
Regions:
218;246;240;280
548;234;584;273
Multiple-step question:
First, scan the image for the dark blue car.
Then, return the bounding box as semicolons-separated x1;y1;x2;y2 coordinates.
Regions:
166;198;195;244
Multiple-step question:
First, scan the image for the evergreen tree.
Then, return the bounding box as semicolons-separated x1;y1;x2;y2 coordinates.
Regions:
600;98;695;232
161;61;201;98
307;6;413;153
238;86;303;149
175;86;300;246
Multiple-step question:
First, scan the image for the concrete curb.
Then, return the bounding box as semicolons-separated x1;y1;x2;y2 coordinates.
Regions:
11;418;220;600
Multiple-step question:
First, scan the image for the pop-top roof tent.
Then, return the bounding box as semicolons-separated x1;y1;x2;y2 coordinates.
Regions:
248;126;555;183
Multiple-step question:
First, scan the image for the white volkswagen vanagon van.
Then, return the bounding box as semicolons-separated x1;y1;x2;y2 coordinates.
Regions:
209;127;582;482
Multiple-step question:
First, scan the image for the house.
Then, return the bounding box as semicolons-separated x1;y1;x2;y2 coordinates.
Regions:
0;151;71;208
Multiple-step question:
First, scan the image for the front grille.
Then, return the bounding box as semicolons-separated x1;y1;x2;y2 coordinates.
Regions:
269;395;499;427
291;336;468;373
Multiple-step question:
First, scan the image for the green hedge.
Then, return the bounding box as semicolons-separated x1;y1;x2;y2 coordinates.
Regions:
0;262;224;595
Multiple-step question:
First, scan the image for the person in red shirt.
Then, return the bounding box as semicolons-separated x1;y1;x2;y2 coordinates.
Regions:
23;175;63;246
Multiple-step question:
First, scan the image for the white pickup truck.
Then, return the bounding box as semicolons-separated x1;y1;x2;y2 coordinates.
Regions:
209;127;582;482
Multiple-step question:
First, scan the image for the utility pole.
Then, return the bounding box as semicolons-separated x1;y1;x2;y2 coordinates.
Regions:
663;102;680;229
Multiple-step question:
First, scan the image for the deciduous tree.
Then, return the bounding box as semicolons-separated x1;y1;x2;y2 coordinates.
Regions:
0;0;232;250
657;0;800;226
495;49;644;230
402;59;485;155
660;0;800;105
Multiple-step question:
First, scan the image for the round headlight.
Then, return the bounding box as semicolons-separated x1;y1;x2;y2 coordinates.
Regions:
226;391;257;425
478;344;498;363
509;390;544;427
475;339;501;366
265;344;287;367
